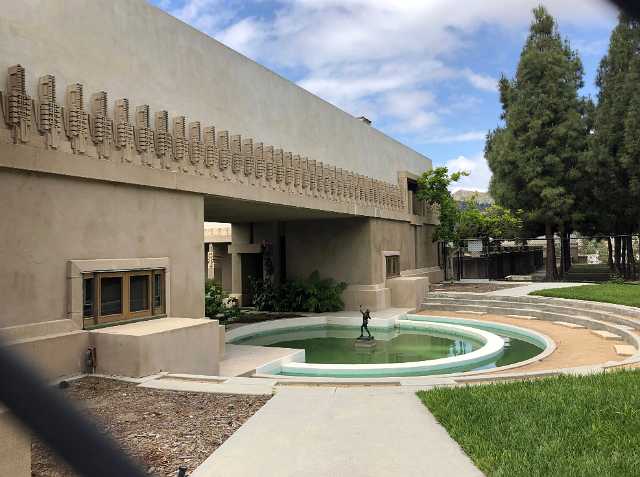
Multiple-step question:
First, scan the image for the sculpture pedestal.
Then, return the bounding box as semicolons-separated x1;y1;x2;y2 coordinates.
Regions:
354;338;376;348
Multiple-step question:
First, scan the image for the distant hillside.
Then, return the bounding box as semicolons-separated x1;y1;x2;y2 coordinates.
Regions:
453;190;494;206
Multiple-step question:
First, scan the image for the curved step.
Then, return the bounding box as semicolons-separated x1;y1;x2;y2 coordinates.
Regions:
423;296;640;329
426;292;640;320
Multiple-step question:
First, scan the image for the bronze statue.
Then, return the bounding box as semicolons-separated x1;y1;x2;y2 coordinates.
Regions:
358;305;373;339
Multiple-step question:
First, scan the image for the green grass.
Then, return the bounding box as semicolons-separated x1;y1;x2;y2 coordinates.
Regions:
418;371;640;477
530;283;640;308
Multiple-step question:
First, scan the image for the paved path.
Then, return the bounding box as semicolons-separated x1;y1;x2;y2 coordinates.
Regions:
486;281;593;297
192;386;483;477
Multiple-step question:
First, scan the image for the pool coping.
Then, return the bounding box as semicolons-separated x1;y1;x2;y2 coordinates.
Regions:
226;313;555;379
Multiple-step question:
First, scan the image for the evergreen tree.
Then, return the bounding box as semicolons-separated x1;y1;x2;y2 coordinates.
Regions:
485;6;589;280
589;15;640;277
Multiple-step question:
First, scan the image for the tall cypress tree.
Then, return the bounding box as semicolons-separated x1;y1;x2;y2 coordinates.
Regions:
485;6;589;280
590;15;640;277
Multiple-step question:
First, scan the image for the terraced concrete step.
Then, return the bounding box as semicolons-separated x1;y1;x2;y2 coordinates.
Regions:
614;345;636;356
553;321;585;329
590;330;622;340
427;292;640;319
423;296;640;328
506;315;538;320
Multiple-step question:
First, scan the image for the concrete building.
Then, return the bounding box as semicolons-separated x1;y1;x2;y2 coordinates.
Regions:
0;0;442;384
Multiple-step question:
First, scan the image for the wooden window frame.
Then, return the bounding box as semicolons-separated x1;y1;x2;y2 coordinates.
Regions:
385;255;400;279
152;269;165;316
82;268;166;328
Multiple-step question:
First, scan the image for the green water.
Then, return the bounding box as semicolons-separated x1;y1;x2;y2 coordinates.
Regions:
235;325;543;375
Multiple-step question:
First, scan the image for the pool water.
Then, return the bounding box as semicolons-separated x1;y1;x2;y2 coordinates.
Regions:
234;325;542;373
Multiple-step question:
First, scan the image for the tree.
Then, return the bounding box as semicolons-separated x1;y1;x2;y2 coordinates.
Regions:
416;166;468;243
456;197;524;242
485;6;590;280
588;15;640;278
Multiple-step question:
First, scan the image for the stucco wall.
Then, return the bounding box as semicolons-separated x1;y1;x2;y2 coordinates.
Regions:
0;169;204;328
286;218;373;285
0;0;430;183
285;218;439;286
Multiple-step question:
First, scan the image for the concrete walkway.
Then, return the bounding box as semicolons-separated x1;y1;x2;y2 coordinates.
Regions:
486;281;593;297
192;386;483;477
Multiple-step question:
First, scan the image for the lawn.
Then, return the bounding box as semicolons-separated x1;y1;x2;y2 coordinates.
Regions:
418;371;640;477
530;283;640;308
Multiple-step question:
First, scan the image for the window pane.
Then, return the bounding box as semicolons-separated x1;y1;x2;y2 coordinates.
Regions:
130;275;149;312
101;277;122;315
83;278;94;317
153;273;162;308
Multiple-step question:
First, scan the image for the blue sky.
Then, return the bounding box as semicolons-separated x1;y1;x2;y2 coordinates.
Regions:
150;0;618;191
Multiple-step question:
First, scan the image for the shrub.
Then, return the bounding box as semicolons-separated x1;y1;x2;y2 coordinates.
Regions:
205;280;240;321
250;271;347;313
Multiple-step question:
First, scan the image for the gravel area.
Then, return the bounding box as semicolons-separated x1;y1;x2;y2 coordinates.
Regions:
430;282;525;293
31;377;270;477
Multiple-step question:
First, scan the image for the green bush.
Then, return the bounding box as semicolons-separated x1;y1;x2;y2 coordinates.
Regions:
204;280;240;321
250;271;347;313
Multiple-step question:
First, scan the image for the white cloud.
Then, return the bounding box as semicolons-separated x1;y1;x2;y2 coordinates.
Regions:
463;69;498;93
159;0;615;154
215;17;267;58
425;131;488;144
446;153;492;192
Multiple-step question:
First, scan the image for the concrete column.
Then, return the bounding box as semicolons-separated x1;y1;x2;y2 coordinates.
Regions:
230;223;251;304
230;252;243;301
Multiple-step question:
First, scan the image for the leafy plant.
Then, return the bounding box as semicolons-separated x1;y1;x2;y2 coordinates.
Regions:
205;280;240;321
250;271;347;313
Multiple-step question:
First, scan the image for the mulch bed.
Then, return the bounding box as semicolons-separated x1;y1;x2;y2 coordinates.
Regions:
224;312;304;330
430;282;525;293
31;377;270;477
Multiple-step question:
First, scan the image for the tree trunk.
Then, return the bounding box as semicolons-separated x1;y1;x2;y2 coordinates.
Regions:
607;237;614;272
614;236;622;276
627;235;636;280
545;223;558;281
561;230;571;276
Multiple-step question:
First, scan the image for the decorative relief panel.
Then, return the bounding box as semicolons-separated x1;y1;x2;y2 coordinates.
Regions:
230;134;243;180
64;83;89;154
1;65;411;214
293;154;302;193
274;148;284;189
154;110;173;169
217;130;231;180
135;105;155;166
114;99;135;163
242;138;254;183
172;116;188;169
35;75;61;149
254;142;264;184
264;145;274;185
204;126;217;175
1;64;33;144
89;91;113;159
189;121;203;173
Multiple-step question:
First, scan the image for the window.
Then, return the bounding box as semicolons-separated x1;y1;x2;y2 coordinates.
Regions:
82;269;166;327
100;275;123;316
152;270;165;315
83;277;95;318
386;255;400;278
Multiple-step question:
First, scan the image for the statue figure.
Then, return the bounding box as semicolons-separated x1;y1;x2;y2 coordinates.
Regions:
358;305;373;340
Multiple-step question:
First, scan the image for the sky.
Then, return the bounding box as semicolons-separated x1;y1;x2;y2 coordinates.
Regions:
150;0;619;192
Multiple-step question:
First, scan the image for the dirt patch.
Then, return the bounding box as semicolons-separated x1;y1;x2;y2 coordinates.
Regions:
429;282;525;293
225;312;305;330
31;377;270;477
